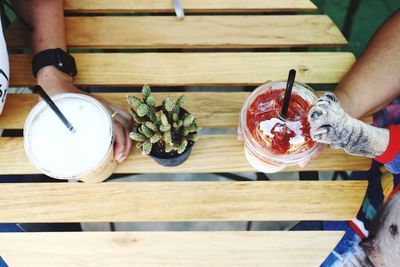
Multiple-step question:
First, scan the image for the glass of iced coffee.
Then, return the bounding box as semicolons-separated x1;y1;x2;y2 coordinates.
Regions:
240;81;321;173
24;93;116;183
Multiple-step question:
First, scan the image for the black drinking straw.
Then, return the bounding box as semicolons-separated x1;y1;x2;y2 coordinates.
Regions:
279;69;297;121
33;85;76;133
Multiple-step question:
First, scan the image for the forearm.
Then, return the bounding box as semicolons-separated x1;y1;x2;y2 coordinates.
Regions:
12;1;133;162
12;0;66;51
335;11;400;119
12;0;78;95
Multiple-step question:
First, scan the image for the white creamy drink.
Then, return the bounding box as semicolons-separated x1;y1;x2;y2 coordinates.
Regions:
24;93;116;182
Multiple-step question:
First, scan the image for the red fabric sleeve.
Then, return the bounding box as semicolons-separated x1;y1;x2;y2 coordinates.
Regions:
375;125;400;164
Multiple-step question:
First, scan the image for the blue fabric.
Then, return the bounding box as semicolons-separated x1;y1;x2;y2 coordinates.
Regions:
321;160;400;266
321;222;360;266
354;161;390;230
0;224;23;266
372;99;400;128
0;257;7;267
0;224;22;232
385;150;400;174
291;221;323;231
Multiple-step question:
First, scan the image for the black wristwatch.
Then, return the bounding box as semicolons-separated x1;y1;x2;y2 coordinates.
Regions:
32;48;77;78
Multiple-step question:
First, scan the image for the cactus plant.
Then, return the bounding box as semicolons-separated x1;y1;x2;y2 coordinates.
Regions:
128;85;201;155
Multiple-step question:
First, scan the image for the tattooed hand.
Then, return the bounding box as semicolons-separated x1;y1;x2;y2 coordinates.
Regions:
308;92;389;158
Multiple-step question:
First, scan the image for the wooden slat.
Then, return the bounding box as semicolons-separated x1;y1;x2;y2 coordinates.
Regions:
0;94;36;129
6;16;347;49
120;135;372;173
0;181;366;222
0;136;371;174
0;231;342;267
1;91;371;130
9;52;356;87
2;92;244;129
64;0;317;13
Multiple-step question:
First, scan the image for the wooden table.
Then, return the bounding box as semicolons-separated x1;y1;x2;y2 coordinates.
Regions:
0;1;370;266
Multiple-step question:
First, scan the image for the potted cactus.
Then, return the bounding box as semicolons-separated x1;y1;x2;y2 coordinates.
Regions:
127;85;201;166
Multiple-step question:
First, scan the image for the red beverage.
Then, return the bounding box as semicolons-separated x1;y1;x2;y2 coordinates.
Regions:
240;81;321;173
246;88;315;155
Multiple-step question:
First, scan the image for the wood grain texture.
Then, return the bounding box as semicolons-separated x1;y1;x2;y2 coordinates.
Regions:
2;92;244;129
0;231;341;267
0;136;371;174
6;16;347;49
0;94;37;129
0;181;366;222
9;52;356;86
1;91;371;130
64;0;317;13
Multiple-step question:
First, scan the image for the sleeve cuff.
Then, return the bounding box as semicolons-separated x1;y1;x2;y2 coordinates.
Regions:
375;125;400;164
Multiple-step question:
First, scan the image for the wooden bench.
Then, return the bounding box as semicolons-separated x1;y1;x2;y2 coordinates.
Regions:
0;1;370;266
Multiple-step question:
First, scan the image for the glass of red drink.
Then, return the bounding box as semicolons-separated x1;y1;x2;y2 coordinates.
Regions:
240;81;321;172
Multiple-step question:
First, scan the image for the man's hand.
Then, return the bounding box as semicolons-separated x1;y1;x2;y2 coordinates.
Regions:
308;92;389;158
93;99;133;163
38;66;133;163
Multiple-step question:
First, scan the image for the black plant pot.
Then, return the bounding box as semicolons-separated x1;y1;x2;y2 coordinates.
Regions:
149;140;195;167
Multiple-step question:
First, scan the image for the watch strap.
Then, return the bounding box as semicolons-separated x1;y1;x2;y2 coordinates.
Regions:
32;48;77;78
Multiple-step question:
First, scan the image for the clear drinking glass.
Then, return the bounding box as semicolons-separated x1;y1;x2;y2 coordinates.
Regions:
24;93;116;182
240;81;321;173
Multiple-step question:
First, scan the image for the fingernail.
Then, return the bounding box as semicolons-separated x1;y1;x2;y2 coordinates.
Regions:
116;152;125;163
